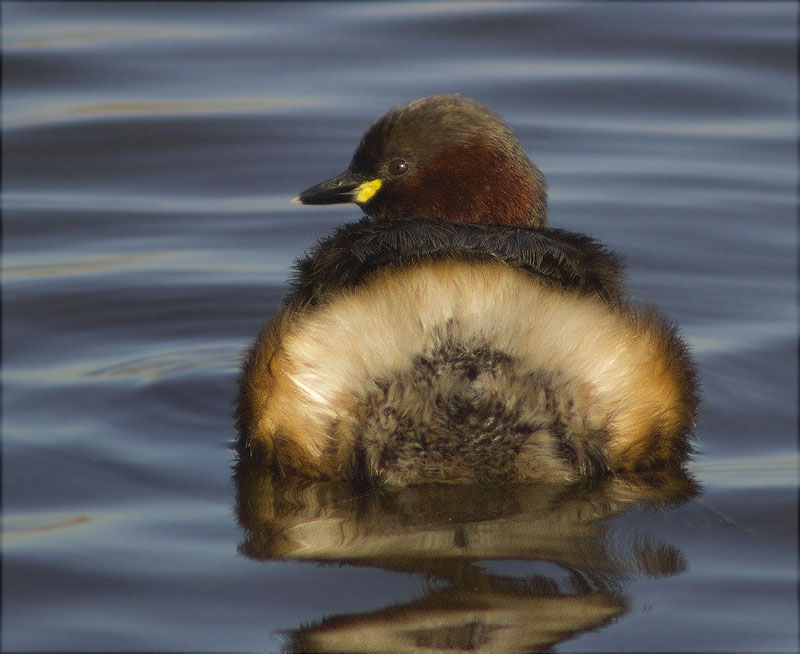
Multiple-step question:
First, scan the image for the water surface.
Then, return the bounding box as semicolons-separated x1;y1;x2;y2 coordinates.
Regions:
2;3;797;652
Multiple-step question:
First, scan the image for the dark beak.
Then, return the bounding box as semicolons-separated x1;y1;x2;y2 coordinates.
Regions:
294;169;364;205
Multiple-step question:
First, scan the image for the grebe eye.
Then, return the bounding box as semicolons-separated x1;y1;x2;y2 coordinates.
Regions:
388;159;409;176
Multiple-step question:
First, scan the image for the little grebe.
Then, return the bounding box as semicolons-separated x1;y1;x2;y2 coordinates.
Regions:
236;95;698;486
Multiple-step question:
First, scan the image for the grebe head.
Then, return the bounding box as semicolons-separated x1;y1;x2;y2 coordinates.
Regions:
296;95;548;226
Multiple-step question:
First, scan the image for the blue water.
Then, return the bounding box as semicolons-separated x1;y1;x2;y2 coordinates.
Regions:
2;2;797;652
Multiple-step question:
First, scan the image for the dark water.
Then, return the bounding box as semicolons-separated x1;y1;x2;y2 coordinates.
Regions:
2;2;797;652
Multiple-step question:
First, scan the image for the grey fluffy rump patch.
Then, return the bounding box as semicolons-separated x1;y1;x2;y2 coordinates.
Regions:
340;326;611;485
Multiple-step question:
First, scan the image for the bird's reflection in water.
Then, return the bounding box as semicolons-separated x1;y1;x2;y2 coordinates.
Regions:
234;462;697;653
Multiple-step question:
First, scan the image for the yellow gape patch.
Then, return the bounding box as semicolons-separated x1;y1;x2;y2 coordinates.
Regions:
355;179;382;204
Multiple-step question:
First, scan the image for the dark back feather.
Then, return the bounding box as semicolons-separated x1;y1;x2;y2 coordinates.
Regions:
289;218;625;306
